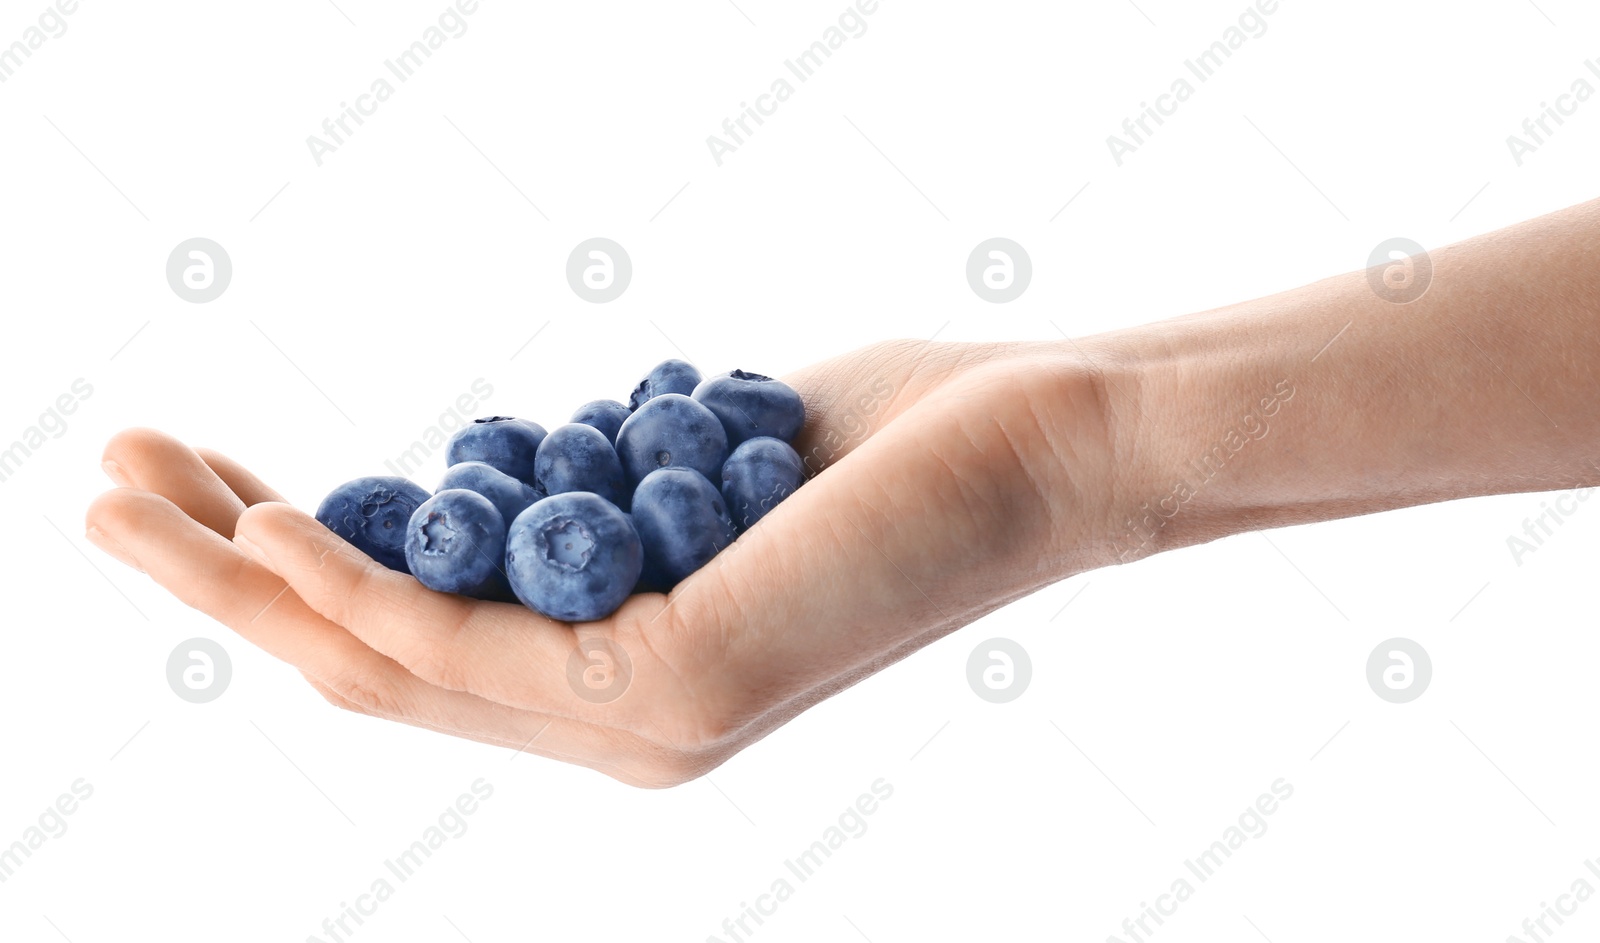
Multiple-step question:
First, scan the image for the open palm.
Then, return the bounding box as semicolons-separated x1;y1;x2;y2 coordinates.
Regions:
85;339;1116;786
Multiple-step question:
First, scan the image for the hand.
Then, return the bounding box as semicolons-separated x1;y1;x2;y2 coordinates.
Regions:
84;339;1119;787
82;197;1600;787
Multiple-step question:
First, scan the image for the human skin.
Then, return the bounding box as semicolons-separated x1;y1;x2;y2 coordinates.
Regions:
84;197;1600;787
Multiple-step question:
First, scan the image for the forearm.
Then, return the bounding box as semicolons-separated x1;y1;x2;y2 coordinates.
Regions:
1092;198;1600;562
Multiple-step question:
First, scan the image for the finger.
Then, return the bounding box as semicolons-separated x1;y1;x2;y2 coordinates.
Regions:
87;488;671;783
196;447;288;505
780;339;986;476
89;486;437;680
297;672;524;750
191;447;653;766
294;673;621;774
102;428;248;538
782;337;1053;464
296;672;669;785
232;501;695;728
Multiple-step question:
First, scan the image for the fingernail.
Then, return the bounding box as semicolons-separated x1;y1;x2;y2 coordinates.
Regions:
86;526;143;573
101;460;133;487
234;533;270;567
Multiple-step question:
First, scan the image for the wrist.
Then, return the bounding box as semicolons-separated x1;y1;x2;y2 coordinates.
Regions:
1089;314;1309;563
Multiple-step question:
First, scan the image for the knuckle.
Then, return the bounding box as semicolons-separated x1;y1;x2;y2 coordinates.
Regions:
679;705;742;750
617;604;749;751
395;607;479;693
309;680;366;715
642;696;742;755
629;748;717;789
403;641;472;693
326;665;403;717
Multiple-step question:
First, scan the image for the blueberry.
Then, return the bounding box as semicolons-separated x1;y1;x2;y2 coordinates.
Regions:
691;370;805;446
633;552;676;595
630;467;736;586
615;393;729;489
569;399;631;445
404;490;513;601
444;416;547;485
315;476;432;573
438;461;543;528
535;423;628;508
505;493;642;622
628;358;702;411
721;437;805;531
621;512;675;594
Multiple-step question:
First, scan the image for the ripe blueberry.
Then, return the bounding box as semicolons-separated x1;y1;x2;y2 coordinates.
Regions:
630;467;736;587
691;369;805;445
535;423;628;508
505;492;643;622
721;436;805;531
445;416;547;485
437;461;543;528
569;399;631;445
615;393;729;489
315;476;432;573
623;512;675;595
404;489;513;601
628;358;702;410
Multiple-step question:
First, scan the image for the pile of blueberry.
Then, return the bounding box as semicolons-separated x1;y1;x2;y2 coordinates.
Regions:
313;360;806;622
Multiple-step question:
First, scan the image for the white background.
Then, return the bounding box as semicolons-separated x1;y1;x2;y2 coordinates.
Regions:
2;0;1598;940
